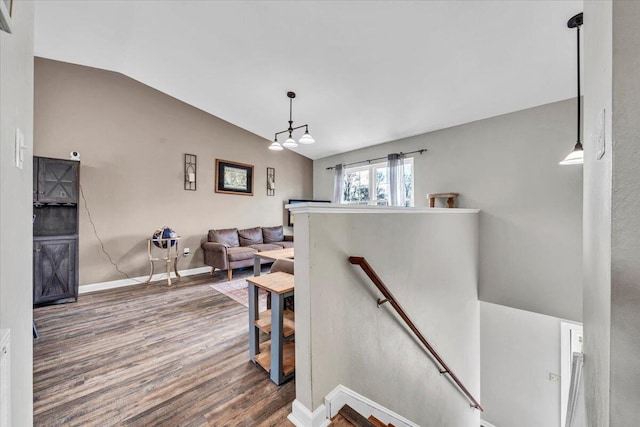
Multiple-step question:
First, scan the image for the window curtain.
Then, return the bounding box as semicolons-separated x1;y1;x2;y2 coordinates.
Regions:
332;164;344;203
387;153;405;206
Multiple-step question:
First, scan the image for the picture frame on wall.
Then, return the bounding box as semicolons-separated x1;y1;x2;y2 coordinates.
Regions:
0;0;14;34
215;159;254;196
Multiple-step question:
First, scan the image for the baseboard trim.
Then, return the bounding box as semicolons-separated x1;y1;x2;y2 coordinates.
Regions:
287;400;330;427
324;384;419;427
481;420;498;427
78;266;211;294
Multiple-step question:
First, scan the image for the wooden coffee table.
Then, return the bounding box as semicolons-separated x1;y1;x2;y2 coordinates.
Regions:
253;247;294;276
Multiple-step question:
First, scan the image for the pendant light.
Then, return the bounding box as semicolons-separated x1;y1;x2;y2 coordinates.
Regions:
270;91;315;151
560;12;584;166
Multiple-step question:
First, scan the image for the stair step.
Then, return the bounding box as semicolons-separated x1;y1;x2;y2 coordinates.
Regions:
330;413;356;426
330;405;377;427
368;415;393;427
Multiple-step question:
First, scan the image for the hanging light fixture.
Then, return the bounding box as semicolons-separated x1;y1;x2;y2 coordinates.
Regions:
270;91;315;151
560;12;584;166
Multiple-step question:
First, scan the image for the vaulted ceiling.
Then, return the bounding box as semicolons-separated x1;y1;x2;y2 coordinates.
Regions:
34;1;583;159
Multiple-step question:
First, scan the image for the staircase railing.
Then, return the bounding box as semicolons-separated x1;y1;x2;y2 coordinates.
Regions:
349;256;483;411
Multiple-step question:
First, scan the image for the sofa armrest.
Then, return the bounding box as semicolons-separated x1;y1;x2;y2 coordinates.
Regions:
283;235;294;242
201;242;229;269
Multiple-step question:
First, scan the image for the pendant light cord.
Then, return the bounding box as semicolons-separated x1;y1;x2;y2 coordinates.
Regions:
576;24;581;145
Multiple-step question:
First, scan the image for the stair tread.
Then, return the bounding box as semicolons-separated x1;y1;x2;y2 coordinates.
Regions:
367;415;388;427
330;413;356;426
333;405;376;427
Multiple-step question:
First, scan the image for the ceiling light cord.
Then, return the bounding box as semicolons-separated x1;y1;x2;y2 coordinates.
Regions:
560;12;584;165
576;23;581;146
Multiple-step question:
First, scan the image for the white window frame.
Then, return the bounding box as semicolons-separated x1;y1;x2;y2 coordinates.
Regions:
342;158;414;206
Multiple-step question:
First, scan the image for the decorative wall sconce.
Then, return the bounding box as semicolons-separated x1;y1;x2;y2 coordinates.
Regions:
269;91;315;151
184;153;197;191
267;167;275;196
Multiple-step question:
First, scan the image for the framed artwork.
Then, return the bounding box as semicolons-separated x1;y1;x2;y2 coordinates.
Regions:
215;159;254;196
0;0;13;34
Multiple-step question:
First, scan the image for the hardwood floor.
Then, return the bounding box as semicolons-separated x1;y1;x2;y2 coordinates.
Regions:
33;270;295;426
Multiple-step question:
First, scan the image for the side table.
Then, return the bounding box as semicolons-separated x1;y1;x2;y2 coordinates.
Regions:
247;272;295;385
146;237;181;286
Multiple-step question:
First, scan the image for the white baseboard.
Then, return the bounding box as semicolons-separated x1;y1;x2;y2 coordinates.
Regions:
287;400;330;427
78;266;211;294
481;420;498;427
324;384;419;427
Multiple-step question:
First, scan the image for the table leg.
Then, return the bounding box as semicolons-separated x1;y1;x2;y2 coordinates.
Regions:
145;260;154;283
270;292;284;385
254;255;261;276
248;283;259;362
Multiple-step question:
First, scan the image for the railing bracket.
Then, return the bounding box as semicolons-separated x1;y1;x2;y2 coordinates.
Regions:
439;369;449;375
377;298;389;307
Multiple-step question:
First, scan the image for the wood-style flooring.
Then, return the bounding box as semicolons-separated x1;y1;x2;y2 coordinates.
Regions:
33;270;295;426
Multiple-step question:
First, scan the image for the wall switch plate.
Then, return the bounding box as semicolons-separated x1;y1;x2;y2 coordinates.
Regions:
596;108;606;160
183;248;190;256
15;128;25;169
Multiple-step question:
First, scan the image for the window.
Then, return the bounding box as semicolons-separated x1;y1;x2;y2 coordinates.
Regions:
342;158;414;206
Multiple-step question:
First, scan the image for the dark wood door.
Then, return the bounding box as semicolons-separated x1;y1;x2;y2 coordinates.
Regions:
36;158;79;204
34;239;78;304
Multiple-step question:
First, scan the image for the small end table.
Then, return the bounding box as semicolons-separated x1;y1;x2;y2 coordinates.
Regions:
146;237;181;286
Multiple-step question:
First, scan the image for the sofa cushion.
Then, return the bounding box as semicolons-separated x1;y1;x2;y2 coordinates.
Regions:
248;243;282;252
209;228;239;247
226;246;257;262
238;227;263;246
262;226;284;243
272;240;294;249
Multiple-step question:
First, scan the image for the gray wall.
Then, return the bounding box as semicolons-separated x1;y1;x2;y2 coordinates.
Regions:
34;58;313;285
0;2;35;425
480;302;561;427
582;1;612;426
293;208;480;426
610;1;640;425
314;100;583;322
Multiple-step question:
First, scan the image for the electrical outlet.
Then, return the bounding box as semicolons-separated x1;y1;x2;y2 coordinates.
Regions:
549;373;561;382
183;248;190;256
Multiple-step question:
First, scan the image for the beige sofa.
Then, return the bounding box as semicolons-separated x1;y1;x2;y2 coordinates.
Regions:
201;225;293;280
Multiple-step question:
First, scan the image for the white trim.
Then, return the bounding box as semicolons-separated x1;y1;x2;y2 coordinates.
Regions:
481;420;499;427
286;202;479;215
324;384;419;427
560;321;583;427
287;400;330;427
78;266;211;294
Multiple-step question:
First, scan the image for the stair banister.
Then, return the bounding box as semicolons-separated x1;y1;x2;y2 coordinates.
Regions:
348;256;483;411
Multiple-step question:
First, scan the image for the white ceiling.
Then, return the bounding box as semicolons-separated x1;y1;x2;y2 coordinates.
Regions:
34;1;583;160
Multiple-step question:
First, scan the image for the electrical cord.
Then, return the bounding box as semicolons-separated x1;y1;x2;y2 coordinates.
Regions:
80;185;142;283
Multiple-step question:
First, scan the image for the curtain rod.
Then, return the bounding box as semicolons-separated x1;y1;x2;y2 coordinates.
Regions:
325;149;427;170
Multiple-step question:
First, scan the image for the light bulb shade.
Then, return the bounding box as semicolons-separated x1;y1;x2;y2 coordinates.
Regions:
559;142;584;165
298;131;315;145
268;141;284;151
282;137;298;148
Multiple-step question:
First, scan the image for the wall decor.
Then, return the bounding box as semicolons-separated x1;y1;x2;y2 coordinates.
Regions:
0;0;13;33
215;159;254;196
267;167;275;196
184;153;197;191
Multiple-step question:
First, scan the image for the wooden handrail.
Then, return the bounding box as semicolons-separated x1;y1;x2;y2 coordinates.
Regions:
349;256;483;411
